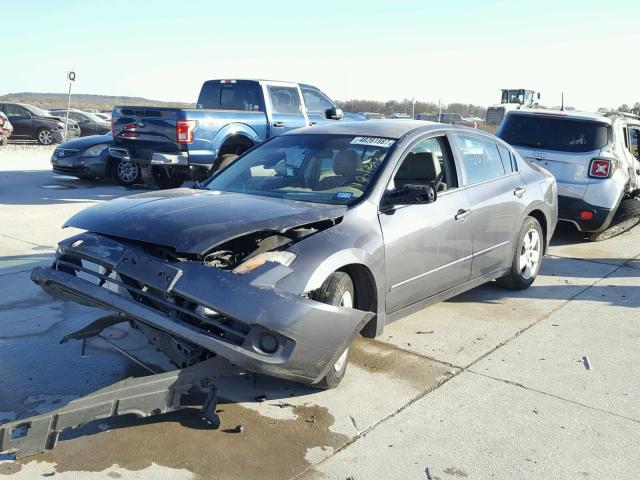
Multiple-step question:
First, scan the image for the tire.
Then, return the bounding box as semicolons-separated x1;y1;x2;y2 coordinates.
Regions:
216;154;238;173
140;165;185;189
36;128;54;145
496;216;543;290
311;271;354;389
111;158;142;187
0;136;7;146
590;198;640;242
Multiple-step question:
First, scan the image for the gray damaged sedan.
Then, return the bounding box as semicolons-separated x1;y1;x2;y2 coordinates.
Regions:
32;120;557;388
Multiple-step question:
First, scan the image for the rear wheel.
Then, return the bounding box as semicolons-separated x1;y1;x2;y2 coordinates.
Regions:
36;128;54;145
590;198;640;241
111;158;142;186
141;165;186;189
497;216;543;290
312;272;354;389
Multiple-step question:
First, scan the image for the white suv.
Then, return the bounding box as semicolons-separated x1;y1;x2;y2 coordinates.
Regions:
498;109;640;240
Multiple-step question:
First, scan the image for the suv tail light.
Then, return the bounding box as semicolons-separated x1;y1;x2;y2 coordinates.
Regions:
589;158;613;178
177;120;197;144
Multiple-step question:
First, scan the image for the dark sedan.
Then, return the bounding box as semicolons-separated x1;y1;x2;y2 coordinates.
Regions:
51;133;141;186
49;109;111;137
0;102;80;144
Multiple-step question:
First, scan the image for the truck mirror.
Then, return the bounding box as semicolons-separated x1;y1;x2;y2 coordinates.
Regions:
325;107;343;120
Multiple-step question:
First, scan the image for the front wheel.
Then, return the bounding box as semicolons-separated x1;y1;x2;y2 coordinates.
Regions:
496;216;543;290
140;165;186;189
590;198;640;241
311;271;354;389
36;128;54;145
111;158;142;187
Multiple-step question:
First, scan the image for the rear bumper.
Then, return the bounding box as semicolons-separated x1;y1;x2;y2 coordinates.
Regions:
109;147;188;167
32;233;372;384
557;195;616;232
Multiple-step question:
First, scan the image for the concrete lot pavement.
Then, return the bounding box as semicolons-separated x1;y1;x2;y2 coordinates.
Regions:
1;145;639;479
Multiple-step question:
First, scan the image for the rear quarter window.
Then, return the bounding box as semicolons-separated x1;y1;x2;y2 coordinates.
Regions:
499;115;611;153
197;81;264;111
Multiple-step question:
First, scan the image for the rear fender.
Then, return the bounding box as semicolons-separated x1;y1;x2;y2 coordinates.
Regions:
211;123;261;155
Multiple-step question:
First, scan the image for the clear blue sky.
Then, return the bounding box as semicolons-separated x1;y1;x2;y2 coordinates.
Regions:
4;0;639;110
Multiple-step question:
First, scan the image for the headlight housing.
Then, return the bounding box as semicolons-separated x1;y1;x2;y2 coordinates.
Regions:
57;121;65;128
233;251;297;275
84;144;109;157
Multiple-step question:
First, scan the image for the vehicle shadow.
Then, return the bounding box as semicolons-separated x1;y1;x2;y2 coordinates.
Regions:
446;255;639;308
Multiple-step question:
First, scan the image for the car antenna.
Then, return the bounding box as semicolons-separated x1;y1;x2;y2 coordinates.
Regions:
560;92;564;111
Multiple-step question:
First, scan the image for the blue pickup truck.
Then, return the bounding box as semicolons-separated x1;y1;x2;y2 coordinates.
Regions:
110;79;358;188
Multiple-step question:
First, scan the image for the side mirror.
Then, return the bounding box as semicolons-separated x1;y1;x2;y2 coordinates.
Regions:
385;184;437;207
325;107;343;120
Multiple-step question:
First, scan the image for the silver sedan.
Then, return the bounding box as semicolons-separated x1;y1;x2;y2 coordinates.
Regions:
33;120;558;388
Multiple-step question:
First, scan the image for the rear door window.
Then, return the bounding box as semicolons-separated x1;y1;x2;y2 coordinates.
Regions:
197;81;264;111
451;134;507;185
268;86;302;114
499;114;610;153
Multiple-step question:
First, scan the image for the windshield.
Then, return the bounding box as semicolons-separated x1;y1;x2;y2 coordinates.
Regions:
23;104;54;117
205;134;395;205
499;115;611;153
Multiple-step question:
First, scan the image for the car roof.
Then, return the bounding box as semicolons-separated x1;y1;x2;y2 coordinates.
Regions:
284;120;463;139
506;108;613;125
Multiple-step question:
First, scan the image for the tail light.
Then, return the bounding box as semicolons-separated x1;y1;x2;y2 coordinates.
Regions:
177;120;197;144
589;158;614;178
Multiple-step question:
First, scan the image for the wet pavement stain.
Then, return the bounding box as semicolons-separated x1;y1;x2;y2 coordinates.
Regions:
350;338;456;390
3;403;349;480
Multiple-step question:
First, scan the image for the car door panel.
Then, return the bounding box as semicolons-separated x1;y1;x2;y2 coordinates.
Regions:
380;189;474;313
449;133;527;278
264;83;309;136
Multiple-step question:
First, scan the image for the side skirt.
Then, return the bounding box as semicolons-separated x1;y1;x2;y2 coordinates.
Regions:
385;268;510;325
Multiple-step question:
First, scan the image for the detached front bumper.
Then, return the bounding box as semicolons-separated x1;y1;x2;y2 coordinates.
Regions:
32;233;373;384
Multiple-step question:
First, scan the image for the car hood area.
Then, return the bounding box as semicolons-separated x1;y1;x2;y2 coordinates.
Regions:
64;189;347;255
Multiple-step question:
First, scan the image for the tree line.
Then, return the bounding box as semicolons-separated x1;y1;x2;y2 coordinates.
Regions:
335;98;487;118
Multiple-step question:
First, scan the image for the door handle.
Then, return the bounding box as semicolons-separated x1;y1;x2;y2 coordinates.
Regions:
514;186;527;198
309;121;317;126
455;209;471;221
273;121;284;128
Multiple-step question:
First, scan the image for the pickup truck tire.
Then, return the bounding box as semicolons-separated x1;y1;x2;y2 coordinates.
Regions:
496;216;543;290
141;166;186;190
215;154;238;172
36;128;54;145
590;198;640;241
111;158;142;187
311;271;354;389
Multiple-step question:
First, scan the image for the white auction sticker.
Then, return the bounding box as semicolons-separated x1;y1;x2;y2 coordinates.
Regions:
350;137;395;148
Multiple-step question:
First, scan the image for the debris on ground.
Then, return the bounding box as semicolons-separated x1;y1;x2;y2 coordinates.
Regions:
582;356;592;370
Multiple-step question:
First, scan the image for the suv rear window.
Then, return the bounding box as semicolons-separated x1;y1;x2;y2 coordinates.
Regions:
499;114;610;153
197;81;264;112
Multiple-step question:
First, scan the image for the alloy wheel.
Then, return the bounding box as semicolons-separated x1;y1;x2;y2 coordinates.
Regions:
38;130;53;145
333;290;353;372
519;228;541;280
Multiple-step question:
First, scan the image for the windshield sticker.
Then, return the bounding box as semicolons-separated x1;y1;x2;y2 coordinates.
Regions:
335;191;353;200
350;137;395;148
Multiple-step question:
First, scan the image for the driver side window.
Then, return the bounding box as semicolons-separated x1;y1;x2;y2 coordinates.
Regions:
390;136;455;192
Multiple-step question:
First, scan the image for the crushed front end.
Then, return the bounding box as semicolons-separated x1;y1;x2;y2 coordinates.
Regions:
31;232;373;384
